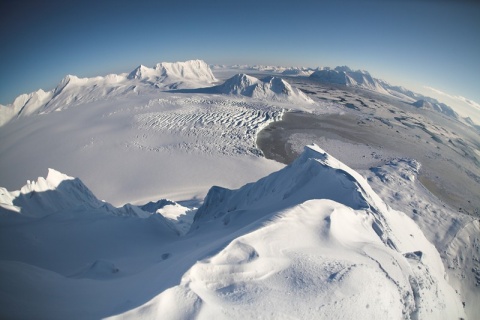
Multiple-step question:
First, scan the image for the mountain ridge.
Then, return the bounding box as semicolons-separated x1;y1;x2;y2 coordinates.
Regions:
0;60;218;126
0;144;466;318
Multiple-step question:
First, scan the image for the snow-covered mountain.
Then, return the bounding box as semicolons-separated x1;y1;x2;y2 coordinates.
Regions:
128;59;217;89
311;66;396;96
412;99;458;118
0;60;217;126
309;66;459;119
214;73;314;104
281;67;314;76
211;64;287;73
0;145;465;319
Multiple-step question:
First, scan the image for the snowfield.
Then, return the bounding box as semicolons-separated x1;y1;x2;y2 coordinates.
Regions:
0;60;478;319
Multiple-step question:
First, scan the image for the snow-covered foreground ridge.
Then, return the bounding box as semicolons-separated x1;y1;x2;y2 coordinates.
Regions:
0;145;465;319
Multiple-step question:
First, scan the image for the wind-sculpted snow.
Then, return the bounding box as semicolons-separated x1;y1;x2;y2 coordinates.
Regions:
133;97;283;156
120;145;465;319
0;145;465;319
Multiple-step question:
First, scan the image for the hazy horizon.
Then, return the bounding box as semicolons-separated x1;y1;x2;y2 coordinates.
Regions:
1;0;479;120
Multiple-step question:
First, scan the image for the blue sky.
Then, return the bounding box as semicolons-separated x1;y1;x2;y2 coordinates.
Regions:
1;0;479;114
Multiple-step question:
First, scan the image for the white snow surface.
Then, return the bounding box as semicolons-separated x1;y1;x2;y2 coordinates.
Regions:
0;145;465;319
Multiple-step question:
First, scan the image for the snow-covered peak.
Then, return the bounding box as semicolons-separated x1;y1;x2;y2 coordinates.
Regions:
281;68;314;76
216;74;314;104
217;73;259;95
11;89;48;109
127;59;217;89
154;59;217;83
127;65;151;80
0;169;155;219
334;65;353;73
19;168;74;194
413;99;458;118
54;74;90;94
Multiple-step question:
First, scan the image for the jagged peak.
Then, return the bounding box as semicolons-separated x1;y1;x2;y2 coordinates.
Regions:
334;66;353;73
53;74;88;95
127;65;151;80
18;168;74;196
224;73;259;85
259;76;292;94
45;168;75;188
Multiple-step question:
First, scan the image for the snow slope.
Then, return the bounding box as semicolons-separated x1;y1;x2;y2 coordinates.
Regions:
0;145;465;319
364;158;480;318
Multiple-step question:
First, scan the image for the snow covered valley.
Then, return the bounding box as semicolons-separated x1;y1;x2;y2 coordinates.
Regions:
0;60;479;319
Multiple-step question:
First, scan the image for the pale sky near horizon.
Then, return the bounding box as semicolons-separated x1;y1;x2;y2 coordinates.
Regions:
1;0;479;120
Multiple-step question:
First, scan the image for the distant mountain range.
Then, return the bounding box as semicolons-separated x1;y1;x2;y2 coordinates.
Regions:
0;61;312;126
309;66;458;118
213;64;460;120
0;61;466;127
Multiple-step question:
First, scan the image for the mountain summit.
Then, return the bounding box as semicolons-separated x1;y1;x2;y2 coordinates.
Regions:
215;73;314;104
129;59;217;89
